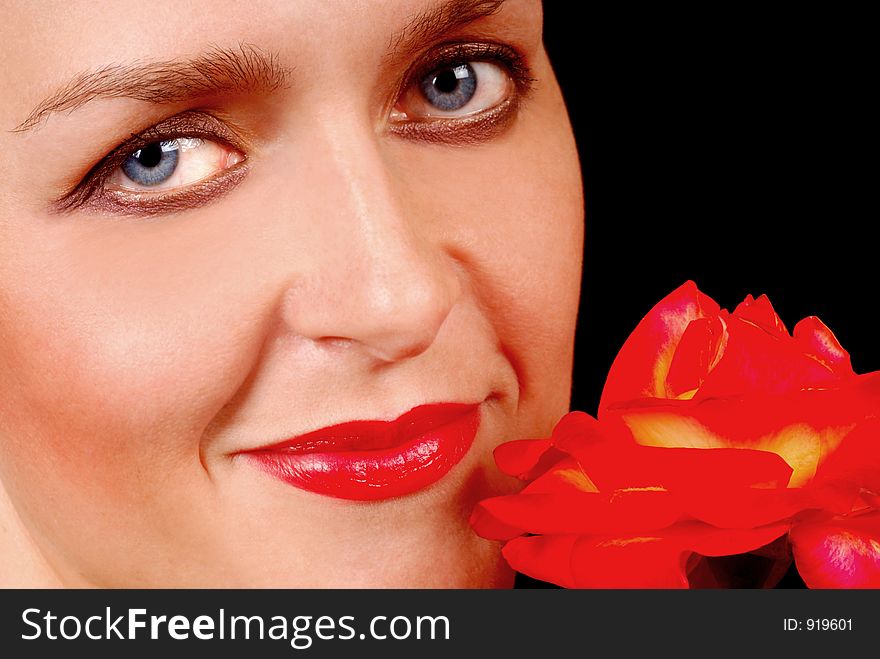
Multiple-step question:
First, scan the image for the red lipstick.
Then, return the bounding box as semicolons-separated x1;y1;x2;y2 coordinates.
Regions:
243;402;481;501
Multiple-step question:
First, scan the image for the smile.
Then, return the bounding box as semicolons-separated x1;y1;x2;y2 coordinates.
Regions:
241;402;482;501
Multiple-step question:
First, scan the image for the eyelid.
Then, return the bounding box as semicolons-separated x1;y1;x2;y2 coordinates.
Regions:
79;162;251;217
54;110;249;214
388;40;535;143
398;41;533;99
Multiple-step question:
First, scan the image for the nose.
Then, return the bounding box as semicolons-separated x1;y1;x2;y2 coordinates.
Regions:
278;120;462;364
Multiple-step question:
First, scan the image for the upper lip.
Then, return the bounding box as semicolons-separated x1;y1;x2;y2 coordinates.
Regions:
243;402;481;455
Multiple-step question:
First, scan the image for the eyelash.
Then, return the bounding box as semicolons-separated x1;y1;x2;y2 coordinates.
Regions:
57;41;535;216
56;112;249;215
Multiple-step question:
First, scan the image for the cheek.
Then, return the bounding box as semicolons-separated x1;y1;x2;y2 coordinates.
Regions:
0;215;274;495
391;81;584;420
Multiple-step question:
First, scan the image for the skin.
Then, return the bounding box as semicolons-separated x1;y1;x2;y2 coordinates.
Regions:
0;0;583;587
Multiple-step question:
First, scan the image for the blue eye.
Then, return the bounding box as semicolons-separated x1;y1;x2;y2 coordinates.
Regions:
121;141;180;186
420;63;477;111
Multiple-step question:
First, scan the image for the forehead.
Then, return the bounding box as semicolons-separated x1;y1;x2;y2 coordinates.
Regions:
0;0;531;72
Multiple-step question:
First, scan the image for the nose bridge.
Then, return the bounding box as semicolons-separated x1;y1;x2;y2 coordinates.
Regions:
281;114;461;362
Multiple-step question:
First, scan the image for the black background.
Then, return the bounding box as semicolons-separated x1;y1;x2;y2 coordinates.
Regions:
527;4;872;589
543;4;873;414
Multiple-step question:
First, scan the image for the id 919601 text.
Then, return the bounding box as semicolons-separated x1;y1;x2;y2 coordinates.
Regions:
783;618;853;631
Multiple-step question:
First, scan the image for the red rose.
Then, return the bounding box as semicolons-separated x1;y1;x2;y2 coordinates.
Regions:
471;282;880;587
471;412;800;587
600;281;877;488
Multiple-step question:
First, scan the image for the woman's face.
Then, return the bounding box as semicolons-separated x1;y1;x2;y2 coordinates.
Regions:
0;0;582;586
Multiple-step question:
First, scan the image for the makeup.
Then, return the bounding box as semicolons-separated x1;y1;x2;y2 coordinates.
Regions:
54;110;249;215
242;402;481;501
53;39;535;217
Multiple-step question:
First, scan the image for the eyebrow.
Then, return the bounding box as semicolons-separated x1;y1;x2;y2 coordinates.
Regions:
389;0;508;56
13;43;291;132
15;0;507;133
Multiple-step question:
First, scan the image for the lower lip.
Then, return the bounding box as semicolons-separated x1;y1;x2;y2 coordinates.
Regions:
244;403;481;501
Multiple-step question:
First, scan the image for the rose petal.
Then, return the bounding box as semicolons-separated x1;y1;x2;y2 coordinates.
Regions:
568;535;688;588
475;489;683;536
502;444;800;531
693;314;841;399
504;534;688;589
493;438;557;480
469;500;526;541
793;316;854;376
502;535;579;588
599;281;720;409
567;522;791;588
665;316;726;398
807;482;863;516
791;511;880;588
609;376;880;486
733;293;788;337
681;487;808;529
558;441;793;492
508;522;791;589
523;457;599;494
813;418;880;493
551;411;606;445
680;521;791;557
615;384;873;443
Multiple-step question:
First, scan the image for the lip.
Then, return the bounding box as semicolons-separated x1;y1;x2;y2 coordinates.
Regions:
241;402;482;501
